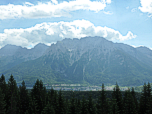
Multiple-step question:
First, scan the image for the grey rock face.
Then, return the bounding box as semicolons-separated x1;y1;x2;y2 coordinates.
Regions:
1;36;152;86
45;36;152;67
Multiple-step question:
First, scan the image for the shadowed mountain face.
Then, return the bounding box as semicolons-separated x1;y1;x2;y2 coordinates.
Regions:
0;43;49;59
1;37;152;86
0;43;49;73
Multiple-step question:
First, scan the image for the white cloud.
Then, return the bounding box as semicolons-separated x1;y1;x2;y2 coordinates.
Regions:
0;0;110;19
24;2;34;6
130;45;137;48
139;0;152;17
131;8;137;12
0;20;137;48
103;11;113;15
51;0;58;4
106;0;111;4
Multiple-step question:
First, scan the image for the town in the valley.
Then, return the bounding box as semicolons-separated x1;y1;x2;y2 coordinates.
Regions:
26;83;129;91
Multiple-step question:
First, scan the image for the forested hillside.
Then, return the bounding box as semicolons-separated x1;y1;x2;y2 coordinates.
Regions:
0;74;152;114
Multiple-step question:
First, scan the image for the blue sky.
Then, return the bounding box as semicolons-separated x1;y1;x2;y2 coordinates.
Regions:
0;0;151;49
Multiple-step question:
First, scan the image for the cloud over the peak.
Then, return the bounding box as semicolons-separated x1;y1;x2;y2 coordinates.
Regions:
0;20;136;48
139;0;152;16
0;0;111;19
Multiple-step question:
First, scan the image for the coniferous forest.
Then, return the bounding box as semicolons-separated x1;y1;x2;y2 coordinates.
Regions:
0;74;152;114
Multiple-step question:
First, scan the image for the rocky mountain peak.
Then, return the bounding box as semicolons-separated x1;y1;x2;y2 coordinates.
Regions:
34;43;48;49
136;46;152;59
0;44;24;56
45;36;115;56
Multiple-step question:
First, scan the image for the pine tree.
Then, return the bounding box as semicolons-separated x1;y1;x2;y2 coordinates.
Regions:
7;74;18;94
131;87;139;112
18;80;30;113
47;87;56;107
112;87;116;99
39;80;47;110
57;89;66;114
112;82;123;114
0;88;6;114
75;98;79;114
111;98;120;114
50;87;55;97
139;83;148;114
24;110;29;114
145;95;152;114
0;74;5;89
123;90;129;114
80;95;89;114
65;98;71;114
16;90;21;114
87;92;97;114
0;74;8;113
7;74;19;114
97;83;109;114
76;98;82;114
69;92;77;114
52;90;59;114
27;93;39;114
42;101;55;114
123;89;137;114
46;88;54;105
0;74;8;96
31;79;47;114
106;98;113;114
7;93;17;114
147;82;151;98
145;82;152;114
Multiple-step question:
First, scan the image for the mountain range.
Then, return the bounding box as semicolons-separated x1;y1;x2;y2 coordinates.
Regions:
0;36;152;87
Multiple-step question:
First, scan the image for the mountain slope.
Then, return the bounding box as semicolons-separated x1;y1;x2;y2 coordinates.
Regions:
1;37;152;86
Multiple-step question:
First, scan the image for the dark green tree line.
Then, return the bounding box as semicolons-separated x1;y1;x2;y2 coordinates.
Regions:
0;74;152;114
